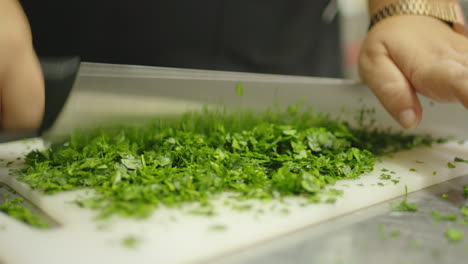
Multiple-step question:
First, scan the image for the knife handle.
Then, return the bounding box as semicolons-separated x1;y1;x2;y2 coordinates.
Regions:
39;56;80;134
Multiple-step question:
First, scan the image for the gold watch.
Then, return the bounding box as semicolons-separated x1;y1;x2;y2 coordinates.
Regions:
369;0;468;36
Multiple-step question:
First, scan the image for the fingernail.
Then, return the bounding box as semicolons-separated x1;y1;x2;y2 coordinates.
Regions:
398;109;417;129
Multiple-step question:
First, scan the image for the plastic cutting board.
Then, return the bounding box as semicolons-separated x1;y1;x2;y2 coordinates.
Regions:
1;64;468;264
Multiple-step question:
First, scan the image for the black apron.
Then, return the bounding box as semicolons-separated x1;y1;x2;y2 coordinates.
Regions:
20;0;342;77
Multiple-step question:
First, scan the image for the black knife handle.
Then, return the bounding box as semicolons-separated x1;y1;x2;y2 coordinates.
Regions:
39;56;80;134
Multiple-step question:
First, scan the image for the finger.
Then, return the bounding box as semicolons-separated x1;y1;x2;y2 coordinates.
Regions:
1;48;44;132
441;60;468;109
408;59;461;103
360;48;422;129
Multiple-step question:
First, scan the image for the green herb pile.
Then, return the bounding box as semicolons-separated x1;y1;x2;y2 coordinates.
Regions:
0;197;49;228
15;106;441;219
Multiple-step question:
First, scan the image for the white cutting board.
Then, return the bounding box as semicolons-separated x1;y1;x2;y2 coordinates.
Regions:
1;64;468;264
2;138;468;264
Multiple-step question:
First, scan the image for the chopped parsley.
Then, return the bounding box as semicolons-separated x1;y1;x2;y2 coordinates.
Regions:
122;236;140;249
236;83;244;97
390;230;401;238
445;228;464;243
392;186;418;212
430;211;458;222
410;239;423;248
393;199;418;212
14;107;441;219
460;206;468;217
454;157;468;163
447;162;456;169
0;198;49;228
391;179;400;185
379;174;391;180
209;224;227;231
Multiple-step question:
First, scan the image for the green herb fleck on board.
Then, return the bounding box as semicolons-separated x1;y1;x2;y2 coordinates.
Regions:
209;224;227;232
393;199;418;212
430;211;458;222
415;160;424;164
410;239;423;248
445;228;464;243
122;236;140;249
433;171;437;176
464;186;468;199
448;162;456;169
0;198;49;229
392;186;418;212
188;205;216;217
390;230;401;238
460;206;468;217
441;194;448;199
236;83;244;97
454;157;468;163
391;179;400;185
409;168;416;172
380;174;391;180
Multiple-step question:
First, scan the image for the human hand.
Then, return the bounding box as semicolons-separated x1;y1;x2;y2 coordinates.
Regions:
0;0;44;132
359;15;468;129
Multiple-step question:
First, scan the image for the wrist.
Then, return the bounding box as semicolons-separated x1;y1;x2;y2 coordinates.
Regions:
368;0;468;36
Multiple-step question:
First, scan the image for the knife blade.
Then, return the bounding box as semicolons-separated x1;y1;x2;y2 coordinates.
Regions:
0;57;369;143
1;58;466;144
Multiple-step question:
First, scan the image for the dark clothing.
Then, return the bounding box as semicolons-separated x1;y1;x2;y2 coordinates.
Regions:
20;0;342;77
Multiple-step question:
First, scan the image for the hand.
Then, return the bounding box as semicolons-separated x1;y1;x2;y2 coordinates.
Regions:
359;15;468;129
0;0;44;132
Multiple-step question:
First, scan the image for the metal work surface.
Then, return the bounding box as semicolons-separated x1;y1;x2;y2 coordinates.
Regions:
215;176;468;264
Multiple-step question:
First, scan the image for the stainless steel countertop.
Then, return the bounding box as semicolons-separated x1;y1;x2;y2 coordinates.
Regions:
213;176;468;264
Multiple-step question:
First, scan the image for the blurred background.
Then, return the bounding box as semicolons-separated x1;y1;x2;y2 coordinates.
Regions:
18;0;468;81
339;0;468;79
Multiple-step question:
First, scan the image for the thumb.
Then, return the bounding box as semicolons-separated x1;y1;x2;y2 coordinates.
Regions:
359;46;422;129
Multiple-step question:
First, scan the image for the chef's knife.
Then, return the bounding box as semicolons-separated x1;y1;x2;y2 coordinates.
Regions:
1;57;465;144
0;57;373;144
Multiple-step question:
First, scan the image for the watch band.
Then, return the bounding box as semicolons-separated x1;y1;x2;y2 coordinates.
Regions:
369;0;468;36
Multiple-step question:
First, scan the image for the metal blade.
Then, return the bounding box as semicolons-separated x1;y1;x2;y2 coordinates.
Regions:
46;62;468;141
